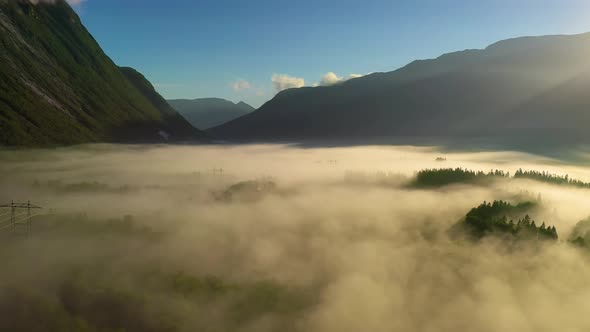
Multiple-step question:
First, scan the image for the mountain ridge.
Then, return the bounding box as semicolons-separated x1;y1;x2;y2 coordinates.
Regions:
168;98;254;130
0;0;206;146
209;32;590;145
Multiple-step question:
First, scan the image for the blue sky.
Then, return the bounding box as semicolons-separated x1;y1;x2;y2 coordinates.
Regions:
72;0;590;107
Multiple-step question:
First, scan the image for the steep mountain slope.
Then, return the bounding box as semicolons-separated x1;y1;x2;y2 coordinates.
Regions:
210;33;590;143
0;0;205;146
119;67;205;141
168;98;254;129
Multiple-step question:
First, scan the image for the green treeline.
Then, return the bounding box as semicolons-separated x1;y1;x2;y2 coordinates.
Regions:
513;169;590;188
459;200;557;241
457;200;590;250
412;168;509;188
412;168;590;188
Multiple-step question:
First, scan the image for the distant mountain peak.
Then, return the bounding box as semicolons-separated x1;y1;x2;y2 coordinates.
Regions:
168;98;254;130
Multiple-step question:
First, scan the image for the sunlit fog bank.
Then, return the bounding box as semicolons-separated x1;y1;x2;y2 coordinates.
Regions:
3;144;590;332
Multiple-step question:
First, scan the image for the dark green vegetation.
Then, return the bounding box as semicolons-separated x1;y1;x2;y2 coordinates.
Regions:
168;98;254;130
569;218;590;248
411;168;590;189
412;168;509;188
0;0;205;146
455;200;558;241
514;169;590;188
0;213;313;332
217;179;278;202
210;33;590;145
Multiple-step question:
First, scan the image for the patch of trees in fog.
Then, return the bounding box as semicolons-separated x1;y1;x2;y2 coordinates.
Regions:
412;168;590;189
514;169;590;188
412;168;509;188
456;200;558;242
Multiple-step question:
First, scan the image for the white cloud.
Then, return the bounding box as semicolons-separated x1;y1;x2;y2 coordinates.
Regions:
232;79;252;92
319;72;341;86
318;72;365;86
272;74;305;92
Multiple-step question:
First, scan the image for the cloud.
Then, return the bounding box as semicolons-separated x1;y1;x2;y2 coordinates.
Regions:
5;144;590;331
318;72;365;86
319;72;341;86
272;74;305;92
232;79;252;92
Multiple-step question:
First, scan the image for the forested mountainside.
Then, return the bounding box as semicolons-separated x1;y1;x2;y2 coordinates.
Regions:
0;0;206;146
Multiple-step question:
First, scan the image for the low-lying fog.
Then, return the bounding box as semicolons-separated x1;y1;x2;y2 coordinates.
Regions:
2;144;590;332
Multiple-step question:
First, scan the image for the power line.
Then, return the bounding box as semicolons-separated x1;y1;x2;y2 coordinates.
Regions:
0;201;43;237
0;223;14;232
0;212;27;220
0;213;53;231
0;213;28;225
11;212;50;224
0;201;42;209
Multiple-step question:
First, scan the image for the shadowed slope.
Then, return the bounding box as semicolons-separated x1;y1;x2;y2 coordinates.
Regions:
210;33;590;145
0;0;206;146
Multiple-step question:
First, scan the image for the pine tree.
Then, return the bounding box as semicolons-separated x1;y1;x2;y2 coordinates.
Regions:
523;215;531;227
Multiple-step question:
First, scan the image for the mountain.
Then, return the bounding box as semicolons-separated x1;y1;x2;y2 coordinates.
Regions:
168;98;254;129
0;0;206;146
210;33;590;145
118;67;206;142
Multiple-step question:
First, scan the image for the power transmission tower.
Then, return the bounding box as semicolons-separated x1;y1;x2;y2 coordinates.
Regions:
0;201;42;237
